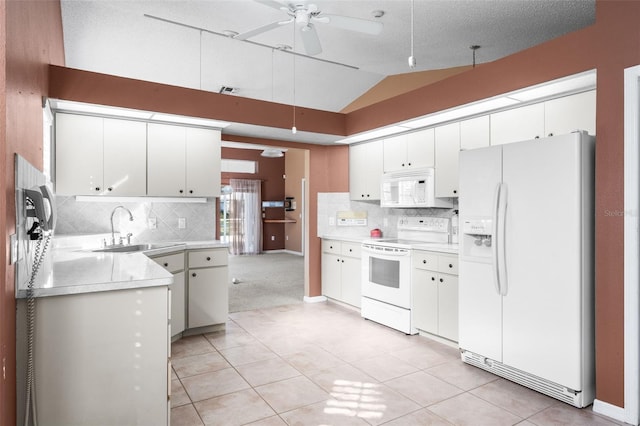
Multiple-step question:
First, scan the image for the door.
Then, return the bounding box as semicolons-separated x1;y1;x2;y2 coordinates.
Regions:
148;123;186;196
361;246;411;309
103;118;147;195
185;127;221;197
501;133;587;389
458;145;503;361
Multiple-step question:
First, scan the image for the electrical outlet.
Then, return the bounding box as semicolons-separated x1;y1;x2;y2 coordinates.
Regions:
328;216;335;226
271;236;275;241
148;217;157;229
286;235;289;241
178;218;186;229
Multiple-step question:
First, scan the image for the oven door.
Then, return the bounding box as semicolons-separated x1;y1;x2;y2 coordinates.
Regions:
361;243;411;309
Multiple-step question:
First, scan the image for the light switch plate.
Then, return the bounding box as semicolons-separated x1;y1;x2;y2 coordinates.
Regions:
178;218;186;229
148;217;157;229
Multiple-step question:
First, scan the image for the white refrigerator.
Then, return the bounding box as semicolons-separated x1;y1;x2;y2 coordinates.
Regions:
458;131;595;407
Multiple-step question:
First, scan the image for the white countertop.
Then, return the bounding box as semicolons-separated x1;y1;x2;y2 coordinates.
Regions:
18;238;228;299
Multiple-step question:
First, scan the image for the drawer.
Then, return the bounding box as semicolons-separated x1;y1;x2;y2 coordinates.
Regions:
341;242;361;258
412;251;439;270
322;239;341;255
188;249;228;268
152;252;184;273
438;255;459;275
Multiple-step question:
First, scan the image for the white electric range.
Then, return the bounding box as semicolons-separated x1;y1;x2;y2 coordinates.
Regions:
361;216;453;334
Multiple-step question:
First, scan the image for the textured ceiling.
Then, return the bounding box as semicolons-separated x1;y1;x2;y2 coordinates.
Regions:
58;0;595;143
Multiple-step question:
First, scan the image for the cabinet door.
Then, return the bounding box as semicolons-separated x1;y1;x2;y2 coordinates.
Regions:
411;269;438;334
460;116;490;150
341;256;361;308
490;103;545;145
321;252;342;300
383;134;408;172
185;127;221;197
188;267;229;328
103;118;147;196
544;90;596;137
407;128;435;168
147;123;186;196
434;122;460;198
55;113;104;195
438;274;458;342
171;271;186;337
349;140;383;200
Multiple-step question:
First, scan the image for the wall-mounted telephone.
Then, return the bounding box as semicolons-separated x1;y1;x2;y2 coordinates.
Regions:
24;184;56;238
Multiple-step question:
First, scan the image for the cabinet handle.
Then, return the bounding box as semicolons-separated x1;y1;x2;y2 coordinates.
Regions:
179;189;184;194
341;260;344;263
423;259;427;264
408;162;412;166
548;133;554;137
449;263;453;268
440;278;444;283
95;187;100;191
349;248;352;252
108;187;113;191
336;259;340;263
431;277;436;281
163;262;169;267
361;194;365;198
192;273;197;277
453;190;457;194
401;163;405;167
329;245;333;249
206;256;211;261
189;190;194;194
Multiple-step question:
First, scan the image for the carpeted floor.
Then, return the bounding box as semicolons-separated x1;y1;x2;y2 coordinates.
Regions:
228;252;304;313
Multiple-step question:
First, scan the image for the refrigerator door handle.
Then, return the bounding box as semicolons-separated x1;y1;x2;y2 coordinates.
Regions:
492;183;502;295
497;183;509;296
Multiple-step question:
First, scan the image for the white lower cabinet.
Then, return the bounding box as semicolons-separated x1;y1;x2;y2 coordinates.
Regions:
187;248;229;328
412;250;459;342
151;252;186;338
321;239;361;308
29;287;169;425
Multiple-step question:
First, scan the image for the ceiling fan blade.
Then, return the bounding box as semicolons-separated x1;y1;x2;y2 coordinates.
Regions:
321;14;383;35
254;0;289;11
234;20;288;40
300;24;322;56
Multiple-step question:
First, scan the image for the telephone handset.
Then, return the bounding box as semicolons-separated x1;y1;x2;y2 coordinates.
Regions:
24;184;56;235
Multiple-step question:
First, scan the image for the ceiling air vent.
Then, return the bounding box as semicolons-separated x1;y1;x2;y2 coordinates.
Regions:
219;86;236;94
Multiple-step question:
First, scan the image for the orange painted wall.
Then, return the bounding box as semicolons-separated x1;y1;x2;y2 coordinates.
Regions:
1;1;65;424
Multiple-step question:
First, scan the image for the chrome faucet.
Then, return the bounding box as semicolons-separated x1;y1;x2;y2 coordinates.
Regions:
110;206;134;246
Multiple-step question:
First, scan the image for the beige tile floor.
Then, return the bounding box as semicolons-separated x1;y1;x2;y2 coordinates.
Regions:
170;302;621;426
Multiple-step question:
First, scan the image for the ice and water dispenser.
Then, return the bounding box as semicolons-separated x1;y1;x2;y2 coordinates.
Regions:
461;218;493;260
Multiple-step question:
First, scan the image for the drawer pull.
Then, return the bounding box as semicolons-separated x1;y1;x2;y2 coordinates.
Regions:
192;273;197;277
423;260;427;264
349;248;352;252
440;278;444;283
206;256;211;261
163;262;169;267
431;277;435;281
449;263;453;268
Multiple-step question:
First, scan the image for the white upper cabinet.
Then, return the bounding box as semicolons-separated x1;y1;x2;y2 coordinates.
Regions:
544;90;596;137
147;123;186;196
103;118;147;195
185;127;221;197
56;114;146;196
350;139;383;200
434;122;461;198
383;129;434;172
55;113;104;195
460;116;490;150
148;123;221;197
490;103;545;145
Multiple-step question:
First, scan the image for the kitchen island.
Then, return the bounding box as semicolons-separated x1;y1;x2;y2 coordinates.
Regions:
16;237;228;426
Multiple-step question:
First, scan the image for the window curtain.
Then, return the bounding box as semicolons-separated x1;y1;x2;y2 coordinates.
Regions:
229;179;262;255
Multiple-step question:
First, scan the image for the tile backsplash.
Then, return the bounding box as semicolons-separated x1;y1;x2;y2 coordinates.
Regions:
317;192;456;239
55;196;216;243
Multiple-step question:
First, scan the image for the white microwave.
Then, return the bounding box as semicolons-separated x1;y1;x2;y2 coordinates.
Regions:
380;168;453;208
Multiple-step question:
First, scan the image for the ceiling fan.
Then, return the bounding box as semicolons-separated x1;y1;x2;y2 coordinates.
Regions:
234;0;384;56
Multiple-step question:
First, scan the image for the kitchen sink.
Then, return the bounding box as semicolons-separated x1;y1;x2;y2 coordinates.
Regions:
92;243;181;253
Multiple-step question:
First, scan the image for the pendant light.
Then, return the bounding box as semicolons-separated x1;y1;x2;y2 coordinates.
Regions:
291;23;297;134
408;0;416;68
